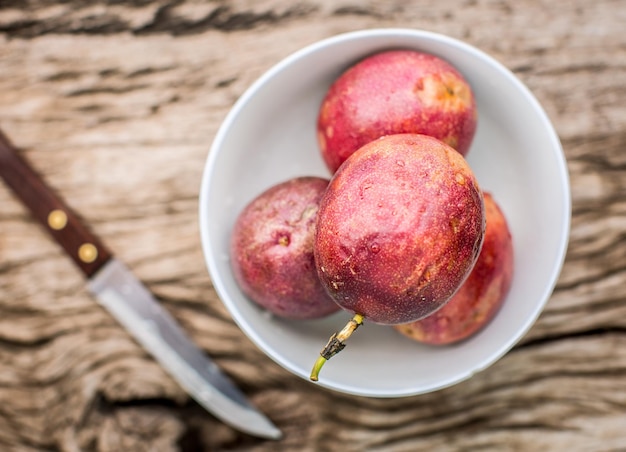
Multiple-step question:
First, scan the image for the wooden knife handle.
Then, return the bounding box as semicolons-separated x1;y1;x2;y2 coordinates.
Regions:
0;129;112;278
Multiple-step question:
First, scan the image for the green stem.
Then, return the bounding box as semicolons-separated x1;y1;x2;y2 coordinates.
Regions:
310;313;364;382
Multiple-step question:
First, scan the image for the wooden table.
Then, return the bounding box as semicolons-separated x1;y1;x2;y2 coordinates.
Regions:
1;1;624;450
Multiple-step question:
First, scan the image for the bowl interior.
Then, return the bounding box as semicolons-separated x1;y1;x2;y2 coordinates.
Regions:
199;29;570;397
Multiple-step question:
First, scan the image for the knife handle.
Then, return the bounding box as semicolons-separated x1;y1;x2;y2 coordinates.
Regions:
0;129;112;278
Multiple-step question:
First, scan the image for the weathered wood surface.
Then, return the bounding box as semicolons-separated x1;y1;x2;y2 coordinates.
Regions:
0;1;624;450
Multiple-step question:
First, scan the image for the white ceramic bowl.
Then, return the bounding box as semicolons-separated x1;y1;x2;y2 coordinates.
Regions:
199;29;570;397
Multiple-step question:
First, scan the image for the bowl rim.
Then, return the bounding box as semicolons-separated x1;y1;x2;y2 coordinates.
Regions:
199;27;571;397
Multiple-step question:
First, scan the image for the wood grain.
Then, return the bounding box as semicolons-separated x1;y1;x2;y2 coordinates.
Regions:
1;1;625;450
0;131;113;277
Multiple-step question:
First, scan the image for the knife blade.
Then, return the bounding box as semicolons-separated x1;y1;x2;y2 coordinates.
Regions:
0;129;281;440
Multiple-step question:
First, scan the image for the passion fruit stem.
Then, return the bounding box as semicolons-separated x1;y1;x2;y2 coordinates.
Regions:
310;313;364;381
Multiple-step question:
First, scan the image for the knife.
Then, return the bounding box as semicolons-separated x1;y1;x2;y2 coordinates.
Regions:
0;129;281;440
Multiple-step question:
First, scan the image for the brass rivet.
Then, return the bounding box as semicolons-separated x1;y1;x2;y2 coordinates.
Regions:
78;243;98;263
48;209;68;230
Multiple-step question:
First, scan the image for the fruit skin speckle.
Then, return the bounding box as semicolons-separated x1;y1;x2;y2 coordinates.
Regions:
394;192;514;344
230;176;340;320
314;134;485;325
317;49;477;173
